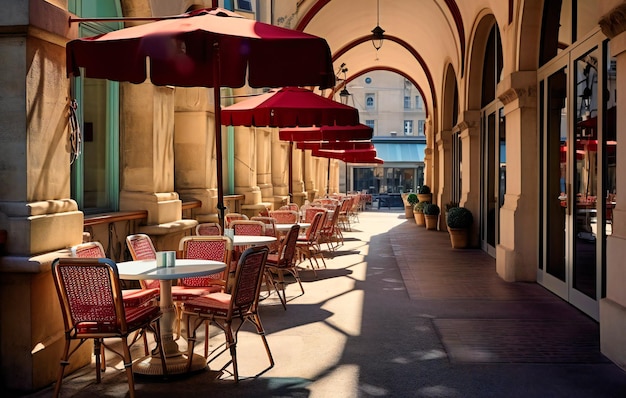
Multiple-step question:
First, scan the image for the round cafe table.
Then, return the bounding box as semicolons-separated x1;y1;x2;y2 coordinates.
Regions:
275;223;311;233
231;235;277;246
116;259;226;376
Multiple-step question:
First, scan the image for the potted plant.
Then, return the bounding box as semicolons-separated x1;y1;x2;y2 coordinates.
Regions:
413;201;427;226
423;203;440;230
446;206;473;248
444;202;459;230
417;185;432;203
405;193;418;219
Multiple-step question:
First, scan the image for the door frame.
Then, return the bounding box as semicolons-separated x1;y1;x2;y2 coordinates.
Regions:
537;30;607;320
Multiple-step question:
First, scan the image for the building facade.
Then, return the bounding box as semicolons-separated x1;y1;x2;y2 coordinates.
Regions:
2;0;626;392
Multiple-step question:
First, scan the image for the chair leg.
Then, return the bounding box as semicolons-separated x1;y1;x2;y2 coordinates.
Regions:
204;321;210;358
224;321;239;382
100;343;107;372
151;320;168;376
288;267;305;296
120;338;136;398
264;269;286;310
249;313;274;369
185;315;201;371
93;339;103;383
53;339;71;398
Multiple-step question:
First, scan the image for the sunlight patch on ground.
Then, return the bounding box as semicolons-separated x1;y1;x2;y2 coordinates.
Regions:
323;289;364;337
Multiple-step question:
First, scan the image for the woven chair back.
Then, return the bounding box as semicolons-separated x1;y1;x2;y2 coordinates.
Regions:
71;241;106;258
52;258;125;334
126;234;159;289
196;222;222;236
231;220;265;236
269;209;299;223
225;213;249;228
232;246;269;311
179;236;231;287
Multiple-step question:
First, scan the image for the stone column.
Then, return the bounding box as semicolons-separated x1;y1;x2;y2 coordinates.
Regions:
292;147;306;205
270;131;290;208
0;2;85;391
424;116;435;191
599;5;626;370
256;127;274;204
174;86;218;222
436;129;453;228
304;151;318;202
119;83;196;250
495;71;539;282
455;111;481;247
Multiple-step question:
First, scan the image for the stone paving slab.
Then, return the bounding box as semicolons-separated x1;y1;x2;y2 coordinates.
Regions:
14;209;626;398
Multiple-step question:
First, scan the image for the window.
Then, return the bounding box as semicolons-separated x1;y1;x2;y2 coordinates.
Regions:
365;94;375;109
417;120;425;135
404;120;414;135
70;20;120;213
365;119;375;130
237;0;253;11
415;96;422;109
404;96;411;109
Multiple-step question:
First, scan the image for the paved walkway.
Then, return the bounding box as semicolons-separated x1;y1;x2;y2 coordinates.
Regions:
19;210;626;397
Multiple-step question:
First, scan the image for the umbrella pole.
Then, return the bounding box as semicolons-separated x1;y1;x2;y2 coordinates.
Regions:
289;141;293;203
327;158;331;197
213;45;226;229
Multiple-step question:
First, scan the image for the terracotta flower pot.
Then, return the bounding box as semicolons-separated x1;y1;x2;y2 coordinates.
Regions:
448;227;469;248
405;205;414;219
424;214;438;230
413;211;425;226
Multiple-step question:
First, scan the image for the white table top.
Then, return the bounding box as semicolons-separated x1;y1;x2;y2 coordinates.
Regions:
275;223;311;232
116;259;226;280
231;235;277;246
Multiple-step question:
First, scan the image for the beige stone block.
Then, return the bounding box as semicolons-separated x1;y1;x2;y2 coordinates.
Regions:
600;298;626;371
8;211;83;255
120;191;181;225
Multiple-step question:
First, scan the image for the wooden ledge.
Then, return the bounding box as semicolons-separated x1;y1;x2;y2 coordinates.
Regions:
84;210;148;226
138;219;198;235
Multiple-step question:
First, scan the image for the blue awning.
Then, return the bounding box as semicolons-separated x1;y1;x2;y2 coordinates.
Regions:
373;143;426;162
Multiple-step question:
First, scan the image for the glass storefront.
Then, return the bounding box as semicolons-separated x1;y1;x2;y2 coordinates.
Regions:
352;166;423;194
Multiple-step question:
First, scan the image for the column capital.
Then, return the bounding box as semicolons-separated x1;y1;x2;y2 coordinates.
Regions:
600;3;626;39
497;71;537;108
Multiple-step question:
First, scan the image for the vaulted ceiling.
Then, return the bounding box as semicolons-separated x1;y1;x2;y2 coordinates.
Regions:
287;0;511;119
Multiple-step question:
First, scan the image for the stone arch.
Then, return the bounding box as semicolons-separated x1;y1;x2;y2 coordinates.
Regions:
436;63;459;210
466;12;499;110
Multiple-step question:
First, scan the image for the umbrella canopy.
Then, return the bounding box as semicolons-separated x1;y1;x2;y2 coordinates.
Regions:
296;141;375;151
66;7;336;228
221;86;359;127
312;148;383;164
221;88;362;201
279;124;373;142
309;147;383;194
66;8;335;89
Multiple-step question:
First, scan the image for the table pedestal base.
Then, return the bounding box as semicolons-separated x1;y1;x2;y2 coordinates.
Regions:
133;352;207;375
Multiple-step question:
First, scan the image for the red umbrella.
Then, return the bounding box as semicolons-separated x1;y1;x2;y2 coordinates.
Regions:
221;86;359;127
276;124;372;198
312;148;383;163
309;148;383;194
279;124;373;142
296;141;375;151
66;8;335;89
221;88;363;201
66;7;336;228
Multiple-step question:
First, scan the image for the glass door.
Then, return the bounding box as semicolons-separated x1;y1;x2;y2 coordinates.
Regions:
480;103;504;257
538;31;614;320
